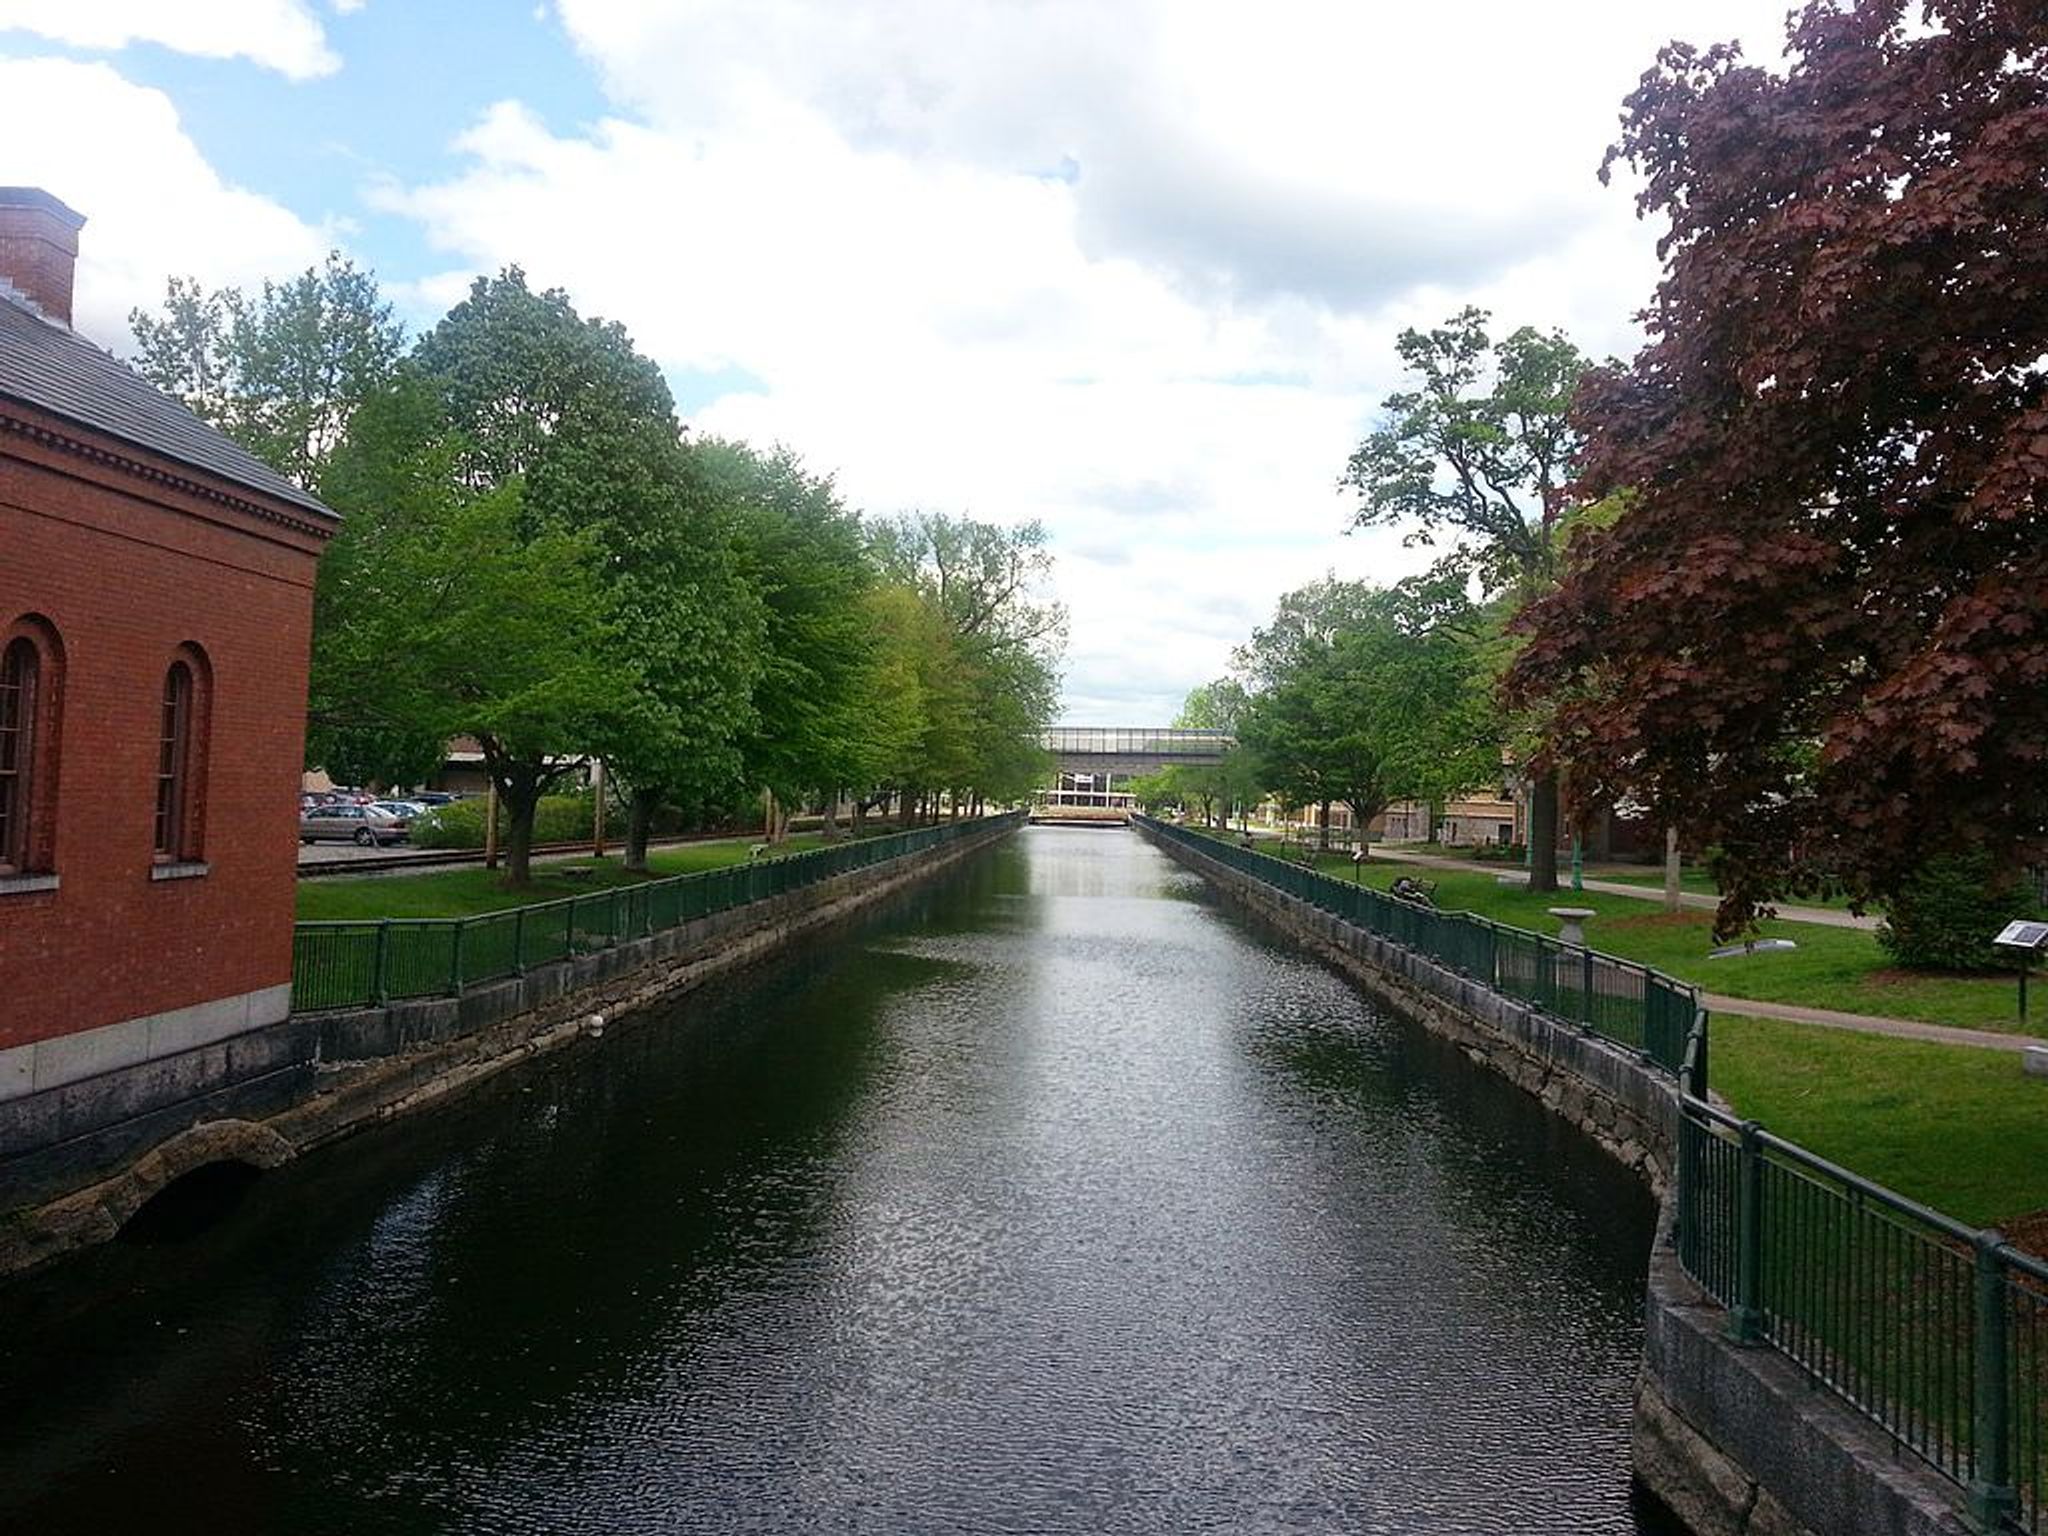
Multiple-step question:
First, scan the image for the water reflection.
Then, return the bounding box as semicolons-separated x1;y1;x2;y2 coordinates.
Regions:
0;828;1676;1535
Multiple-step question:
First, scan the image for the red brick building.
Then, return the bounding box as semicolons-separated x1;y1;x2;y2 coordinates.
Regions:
0;188;334;1196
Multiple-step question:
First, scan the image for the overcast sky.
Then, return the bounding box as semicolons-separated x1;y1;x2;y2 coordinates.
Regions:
0;0;1794;723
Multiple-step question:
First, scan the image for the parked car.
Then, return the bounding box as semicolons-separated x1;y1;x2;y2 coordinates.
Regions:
372;800;424;831
300;803;409;846
410;790;459;806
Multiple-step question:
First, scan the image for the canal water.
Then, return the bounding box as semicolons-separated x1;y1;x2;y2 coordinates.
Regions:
0;828;1676;1534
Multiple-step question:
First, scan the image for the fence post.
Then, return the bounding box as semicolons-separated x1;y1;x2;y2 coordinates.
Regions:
1969;1233;2018;1532
514;906;527;975
1727;1120;1766;1344
449;919;465;998
373;919;392;1006
1580;945;1595;1030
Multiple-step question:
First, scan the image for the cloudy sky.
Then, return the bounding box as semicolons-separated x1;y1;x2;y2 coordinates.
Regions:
0;0;1793;723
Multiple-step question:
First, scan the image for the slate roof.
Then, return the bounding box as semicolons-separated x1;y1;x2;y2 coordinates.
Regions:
0;286;334;520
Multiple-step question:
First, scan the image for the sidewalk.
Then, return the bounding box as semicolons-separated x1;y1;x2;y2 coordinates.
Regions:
1703;994;2040;1054
1368;845;1879;931
1364;847;2043;1053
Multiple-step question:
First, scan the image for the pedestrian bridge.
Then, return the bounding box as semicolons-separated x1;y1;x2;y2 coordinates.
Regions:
1041;726;1231;775
1033;725;1232;821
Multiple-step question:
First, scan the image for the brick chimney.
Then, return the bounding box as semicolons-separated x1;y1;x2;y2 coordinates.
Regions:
0;188;87;327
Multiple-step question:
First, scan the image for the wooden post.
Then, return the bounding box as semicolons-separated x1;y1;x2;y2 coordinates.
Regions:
483;779;499;871
1664;825;1682;914
592;758;607;859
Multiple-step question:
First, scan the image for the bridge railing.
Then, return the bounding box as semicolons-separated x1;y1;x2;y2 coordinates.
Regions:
291;812;1025;1013
1134;815;1699;1076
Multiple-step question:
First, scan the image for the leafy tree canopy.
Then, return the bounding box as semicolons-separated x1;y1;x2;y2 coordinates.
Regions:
130;252;405;491
1509;0;2048;927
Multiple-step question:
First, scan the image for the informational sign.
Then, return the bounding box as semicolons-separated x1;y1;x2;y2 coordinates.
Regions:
1994;920;2048;952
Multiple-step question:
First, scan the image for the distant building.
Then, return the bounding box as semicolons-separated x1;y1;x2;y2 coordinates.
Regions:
0;188;335;1175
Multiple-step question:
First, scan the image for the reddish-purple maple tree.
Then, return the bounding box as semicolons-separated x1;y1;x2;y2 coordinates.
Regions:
1509;0;2048;928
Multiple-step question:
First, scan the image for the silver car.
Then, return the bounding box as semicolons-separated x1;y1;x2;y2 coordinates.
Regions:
299;802;408;846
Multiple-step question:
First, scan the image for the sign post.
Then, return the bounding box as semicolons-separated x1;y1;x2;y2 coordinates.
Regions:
1993;921;2048;1026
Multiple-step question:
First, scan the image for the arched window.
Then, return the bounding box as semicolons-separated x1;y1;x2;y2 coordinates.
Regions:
0;637;38;872
153;644;212;865
0;616;61;878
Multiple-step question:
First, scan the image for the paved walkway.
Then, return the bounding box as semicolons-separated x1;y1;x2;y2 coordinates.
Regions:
1699;994;2039;1053
1360;847;2044;1053
1368;845;1879;931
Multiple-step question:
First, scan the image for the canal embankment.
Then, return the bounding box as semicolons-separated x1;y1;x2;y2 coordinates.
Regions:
0;821;1675;1535
1134;816;1987;1536
0;813;1023;1280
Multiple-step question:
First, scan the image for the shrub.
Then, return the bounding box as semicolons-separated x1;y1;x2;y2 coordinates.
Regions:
411;791;597;850
1877;852;2042;973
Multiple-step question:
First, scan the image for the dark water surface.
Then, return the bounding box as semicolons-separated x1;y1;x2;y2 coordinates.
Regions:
0;828;1677;1534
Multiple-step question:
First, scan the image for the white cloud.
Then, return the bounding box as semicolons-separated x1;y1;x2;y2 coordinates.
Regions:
0;57;331;344
0;0;340;79
389;1;1793;721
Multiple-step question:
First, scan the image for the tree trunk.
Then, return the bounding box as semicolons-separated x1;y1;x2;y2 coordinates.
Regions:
900;787;919;831
852;796;868;836
1528;769;1561;893
502;783;540;886
1348;800;1377;862
819;790;841;842
1317;801;1331;851
624;785;658;873
1664;824;1683;914
481;742;545;887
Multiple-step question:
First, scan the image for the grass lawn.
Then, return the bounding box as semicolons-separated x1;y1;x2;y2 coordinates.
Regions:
1711;1015;2048;1228
296;833;836;921
1255;842;2027;1034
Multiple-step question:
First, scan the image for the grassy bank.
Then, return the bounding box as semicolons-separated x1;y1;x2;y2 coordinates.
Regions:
296;834;838;922
1311;853;2021;1033
1173;824;2024;1033
1712;1015;2048;1227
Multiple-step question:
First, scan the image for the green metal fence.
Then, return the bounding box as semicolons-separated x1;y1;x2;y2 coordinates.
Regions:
1136;816;1701;1075
1677;1098;2048;1532
1148;814;2048;1529
292;813;1025;1013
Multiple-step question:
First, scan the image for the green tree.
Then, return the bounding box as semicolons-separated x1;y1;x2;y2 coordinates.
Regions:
130;253;405;490
701;442;878;840
1238;578;1499;853
1161;679;1250;826
317;381;632;882
408;270;762;878
871;513;1065;820
1341;308;1585;888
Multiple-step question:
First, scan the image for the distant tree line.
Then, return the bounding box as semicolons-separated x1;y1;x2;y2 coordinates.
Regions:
133;265;1063;883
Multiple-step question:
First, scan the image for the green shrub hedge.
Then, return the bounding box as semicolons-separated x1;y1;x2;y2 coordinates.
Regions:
1877;851;2042;972
411;792;596;850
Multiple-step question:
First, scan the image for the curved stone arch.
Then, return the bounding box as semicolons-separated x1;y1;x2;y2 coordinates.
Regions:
104;1118;297;1232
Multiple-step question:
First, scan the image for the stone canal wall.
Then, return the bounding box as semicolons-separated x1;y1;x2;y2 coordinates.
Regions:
1136;821;1972;1536
0;818;1019;1279
1135;822;1676;1188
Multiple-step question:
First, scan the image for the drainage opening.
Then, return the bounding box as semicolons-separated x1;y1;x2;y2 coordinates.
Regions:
118;1160;264;1245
